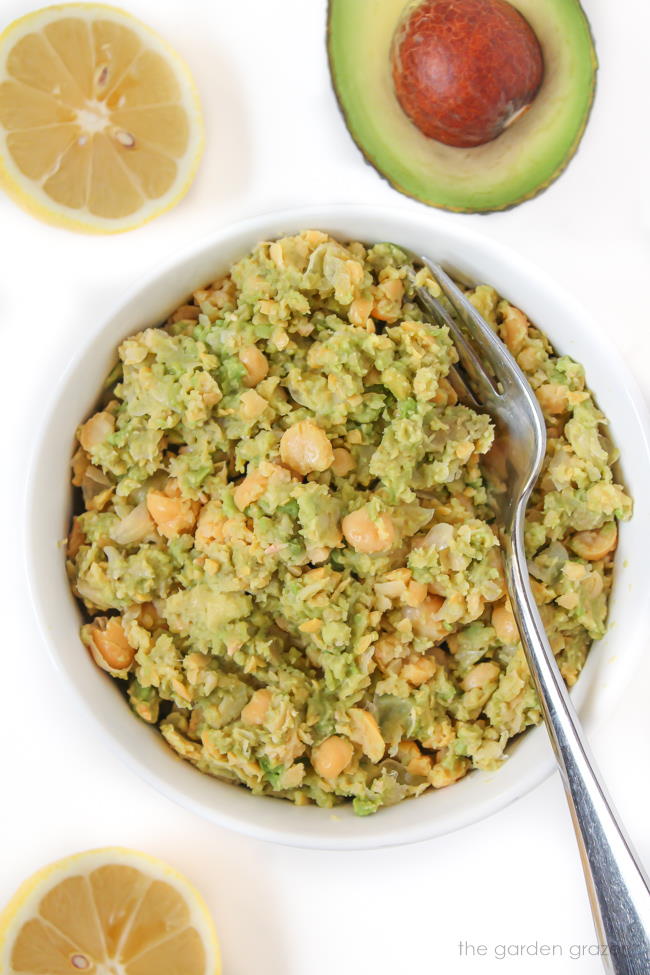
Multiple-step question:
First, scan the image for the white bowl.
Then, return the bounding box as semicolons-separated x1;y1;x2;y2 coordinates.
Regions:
26;205;650;849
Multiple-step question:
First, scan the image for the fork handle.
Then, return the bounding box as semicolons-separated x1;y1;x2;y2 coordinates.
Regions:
504;520;650;975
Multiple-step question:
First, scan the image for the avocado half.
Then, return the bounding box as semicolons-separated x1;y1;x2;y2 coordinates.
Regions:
327;0;597;213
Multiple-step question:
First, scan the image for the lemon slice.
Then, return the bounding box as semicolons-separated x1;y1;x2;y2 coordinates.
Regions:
0;4;204;232
0;847;221;974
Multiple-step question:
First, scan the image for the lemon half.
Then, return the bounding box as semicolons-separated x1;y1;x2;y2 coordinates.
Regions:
0;847;221;974
0;4;204;232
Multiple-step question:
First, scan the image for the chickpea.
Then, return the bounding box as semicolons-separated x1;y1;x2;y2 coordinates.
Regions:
303;230;329;246
557;591;579;611
373;633;406;670
397;741;433;778
462;661;500;692
570;521;618;561
582;572;604;599
517;346;542;372
269;242;285;267
341;507;396;554
87;617;135;673
170;677;192;703
298;617;322;634
136;602;160;630
171;304;200;323
405;580;428;607
71;447;90;486
280;764;306;789
271;326;289;350
404;594;446;642
260;299;278;319
348;296;373;327
379;276;404;302
500;304;529;354
146;490;199;538
430;757;468;788
280;421;334;475
401;653;437;687
305;545;331;564
563;561;587;582
397;740;420;763
239;345;269;387
536;383;569;415
396;738;422;769
241;688;272;726
331;447;355;477
441;593;465;626
465;591;485;622
67;517;85;558
348;708;385;762
432;377;458;406
194;500;227;550
372;278;404;322
374;569;412;601
492;599;519;644
79;411;114;452
81;467;113;513
239;388;268;420
312;736;354;779
209;277;237;310
345;259;364;286
233;470;268;511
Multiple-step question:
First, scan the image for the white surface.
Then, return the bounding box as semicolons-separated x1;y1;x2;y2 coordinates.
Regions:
26;202;650;851
1;0;649;970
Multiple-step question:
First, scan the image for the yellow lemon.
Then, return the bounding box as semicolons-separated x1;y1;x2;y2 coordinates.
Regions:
0;847;221;974
0;4;204;232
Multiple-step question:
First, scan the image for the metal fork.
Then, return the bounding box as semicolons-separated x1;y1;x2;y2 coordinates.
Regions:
410;256;650;975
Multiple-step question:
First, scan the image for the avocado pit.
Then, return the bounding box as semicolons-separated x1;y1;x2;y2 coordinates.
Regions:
391;0;544;148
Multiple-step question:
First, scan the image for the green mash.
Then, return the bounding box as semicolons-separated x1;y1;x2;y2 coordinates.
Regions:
67;231;631;815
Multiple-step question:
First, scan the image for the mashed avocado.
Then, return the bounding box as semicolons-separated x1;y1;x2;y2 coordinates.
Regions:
66;231;631;815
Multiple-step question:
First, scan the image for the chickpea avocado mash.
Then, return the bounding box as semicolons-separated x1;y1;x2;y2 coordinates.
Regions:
66;231;631;816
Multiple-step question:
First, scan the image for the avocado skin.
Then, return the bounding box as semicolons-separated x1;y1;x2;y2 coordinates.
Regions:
326;0;598;214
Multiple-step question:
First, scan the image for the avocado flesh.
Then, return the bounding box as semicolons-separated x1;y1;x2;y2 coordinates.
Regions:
328;0;597;213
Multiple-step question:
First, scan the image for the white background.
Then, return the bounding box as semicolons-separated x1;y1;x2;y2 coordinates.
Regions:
1;1;649;973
